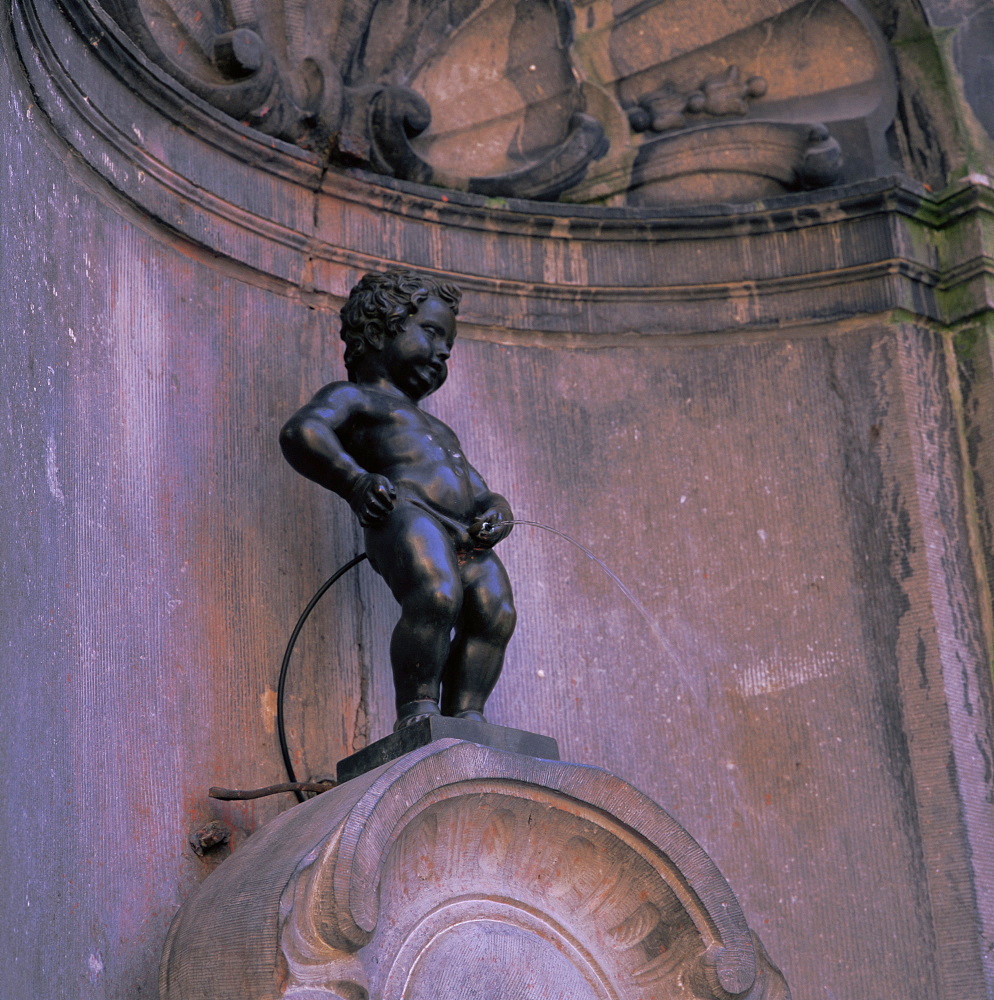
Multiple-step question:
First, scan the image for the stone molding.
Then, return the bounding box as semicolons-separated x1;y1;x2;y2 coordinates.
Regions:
159;739;790;1000
8;0;993;338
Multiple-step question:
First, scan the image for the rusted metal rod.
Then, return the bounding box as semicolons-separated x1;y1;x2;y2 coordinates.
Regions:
208;780;335;801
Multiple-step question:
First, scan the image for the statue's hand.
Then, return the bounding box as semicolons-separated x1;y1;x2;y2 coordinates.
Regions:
470;504;513;548
348;473;397;527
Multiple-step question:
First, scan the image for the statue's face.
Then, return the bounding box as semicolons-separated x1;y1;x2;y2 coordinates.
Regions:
382;296;456;400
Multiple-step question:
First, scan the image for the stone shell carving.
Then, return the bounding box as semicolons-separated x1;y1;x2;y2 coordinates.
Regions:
92;0;895;206
160;740;790;1000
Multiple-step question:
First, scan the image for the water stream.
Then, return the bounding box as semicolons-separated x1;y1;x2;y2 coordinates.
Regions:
494;518;680;668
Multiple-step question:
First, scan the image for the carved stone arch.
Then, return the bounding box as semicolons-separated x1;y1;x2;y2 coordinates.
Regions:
10;0;950;346
160;740;789;1000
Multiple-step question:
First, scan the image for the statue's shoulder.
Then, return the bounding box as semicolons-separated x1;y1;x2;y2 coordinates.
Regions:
306;380;374;410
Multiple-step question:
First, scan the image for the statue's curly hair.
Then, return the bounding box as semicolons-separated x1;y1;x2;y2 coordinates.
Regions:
340;270;462;379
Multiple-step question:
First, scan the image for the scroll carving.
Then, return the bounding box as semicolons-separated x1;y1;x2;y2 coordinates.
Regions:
90;0;894;206
97;0;608;201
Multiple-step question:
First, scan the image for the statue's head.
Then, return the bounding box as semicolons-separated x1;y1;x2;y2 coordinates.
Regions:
340;270;462;381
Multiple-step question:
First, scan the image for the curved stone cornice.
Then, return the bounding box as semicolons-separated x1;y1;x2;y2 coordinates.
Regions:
8;0;993;340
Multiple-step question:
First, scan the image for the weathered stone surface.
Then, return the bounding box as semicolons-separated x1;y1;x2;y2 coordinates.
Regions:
161;740;790;1000
13;0;994;334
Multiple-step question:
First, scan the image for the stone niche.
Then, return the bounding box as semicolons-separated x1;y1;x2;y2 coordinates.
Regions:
6;1;994;999
160;739;789;1000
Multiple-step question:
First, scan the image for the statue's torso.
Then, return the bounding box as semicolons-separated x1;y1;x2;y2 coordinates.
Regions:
343;388;482;522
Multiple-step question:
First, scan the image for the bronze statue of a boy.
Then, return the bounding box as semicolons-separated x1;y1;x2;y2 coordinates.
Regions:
281;270;516;731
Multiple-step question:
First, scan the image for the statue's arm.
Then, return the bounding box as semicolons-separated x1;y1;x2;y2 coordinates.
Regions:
279;384;396;525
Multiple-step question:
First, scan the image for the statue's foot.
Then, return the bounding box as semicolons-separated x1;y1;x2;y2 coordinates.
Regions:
393;700;441;732
453;709;487;724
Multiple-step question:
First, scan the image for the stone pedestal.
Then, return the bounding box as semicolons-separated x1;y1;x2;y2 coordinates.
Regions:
160;739;788;1000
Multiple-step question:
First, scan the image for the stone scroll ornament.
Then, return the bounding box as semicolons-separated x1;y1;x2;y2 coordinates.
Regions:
161;741;791;1000
96;0;897;205
99;0;609;200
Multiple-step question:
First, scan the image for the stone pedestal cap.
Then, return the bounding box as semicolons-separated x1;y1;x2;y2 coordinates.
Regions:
161;738;789;1000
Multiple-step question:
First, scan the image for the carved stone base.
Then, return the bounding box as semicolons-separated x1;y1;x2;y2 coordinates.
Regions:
160;740;790;1000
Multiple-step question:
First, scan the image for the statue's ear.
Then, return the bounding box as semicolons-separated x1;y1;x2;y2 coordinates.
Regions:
366;323;385;352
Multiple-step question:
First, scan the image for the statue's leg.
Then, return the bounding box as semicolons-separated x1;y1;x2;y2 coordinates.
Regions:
441;551;516;720
365;507;463;729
